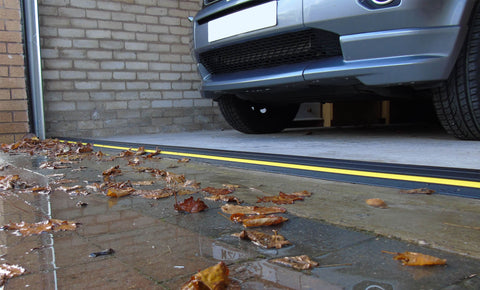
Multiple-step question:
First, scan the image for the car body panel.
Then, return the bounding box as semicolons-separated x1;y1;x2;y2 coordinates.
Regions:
193;0;477;100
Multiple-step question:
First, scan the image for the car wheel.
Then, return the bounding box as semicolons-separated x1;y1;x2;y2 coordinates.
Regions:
217;96;299;134
433;5;480;140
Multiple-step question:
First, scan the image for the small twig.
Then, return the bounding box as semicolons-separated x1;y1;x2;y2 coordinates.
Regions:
443;222;480;231
217;212;230;221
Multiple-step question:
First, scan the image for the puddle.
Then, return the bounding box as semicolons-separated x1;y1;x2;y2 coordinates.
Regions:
1;150;480;289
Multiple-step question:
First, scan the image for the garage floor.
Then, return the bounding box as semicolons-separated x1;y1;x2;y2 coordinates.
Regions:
95;123;480;170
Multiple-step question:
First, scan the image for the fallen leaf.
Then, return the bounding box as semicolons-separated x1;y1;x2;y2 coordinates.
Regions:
382;251;446;266
131;180;155;186
2;219;78;236
0;264;26;286
177;189;198;195
133;189;174;199
135;146;146;156
366;198;388;208
205;195;242;204
203;187;233;195
183;180;201;189
106;187;135;198
292;190;312;197
181;261;229;290
102;165;121;176
222;184;240;190
166;172;186;184
230;213;288;227
399;188;435;195
233;230;291;249
144;147;161;158
221;204;286;215
174;197;208;213
128;157;141;166
58;185;83;192
257;192;304;204
270;255;319;270
178;158;190;163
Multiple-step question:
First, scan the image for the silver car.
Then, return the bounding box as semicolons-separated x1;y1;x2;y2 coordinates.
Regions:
192;0;480;140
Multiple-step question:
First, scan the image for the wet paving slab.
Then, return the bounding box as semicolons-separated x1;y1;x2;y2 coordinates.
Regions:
1;147;480;289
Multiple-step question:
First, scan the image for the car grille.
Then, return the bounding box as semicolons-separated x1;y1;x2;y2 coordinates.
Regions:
198;29;342;75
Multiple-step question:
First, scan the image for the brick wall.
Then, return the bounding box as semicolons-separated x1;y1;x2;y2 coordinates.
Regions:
0;0;29;144
39;0;227;138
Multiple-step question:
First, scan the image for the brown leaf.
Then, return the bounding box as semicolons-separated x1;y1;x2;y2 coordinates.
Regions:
166;172;186;184
106;187;135;198
102;165;121;176
181;261;229;290
292;190;312;197
257;192;304;204
222;184;240;190
0;264;26;286
366;198;388;208
133;189;174;199
183;179;201;189
270;255;319;270
205;195;242;204
131;180;155;186
174;197;208;213
233;230;291;249
202;187;233;195
221;204;286;215
58;185;83;192
178;158;190;163
2;219;78;236
135;146;146;156
230;213;288;227
383;251;446;266
399;188;435;195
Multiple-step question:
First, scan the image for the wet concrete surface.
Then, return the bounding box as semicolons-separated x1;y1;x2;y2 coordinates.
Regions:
1;148;480;289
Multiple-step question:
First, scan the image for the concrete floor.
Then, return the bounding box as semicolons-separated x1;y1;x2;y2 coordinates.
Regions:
1;142;480;289
96;124;480;170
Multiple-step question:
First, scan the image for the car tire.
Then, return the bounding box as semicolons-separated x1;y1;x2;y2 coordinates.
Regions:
433;4;480;140
218;96;299;134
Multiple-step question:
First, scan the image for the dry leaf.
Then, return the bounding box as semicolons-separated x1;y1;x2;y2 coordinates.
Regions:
106;187;135;198
202;187;233;195
131;180;155;186
233;230;291;249
257;192;304;204
292;190;312;197
174;197;208;213
133;189;174;199
177;189;198;195
183;180;201;189
181;261;229;290
58;185;83;192
366;198;388;208
2;219;78;236
0;264;26;286
135;146;146;156
383;251;446;266
102;165;121;176
205;195;242;204
166;172;186;184
222;184;240;190
399;188;435;195
221;204;286;215
230;213;288;227
178;158;190;163
270;255;319;270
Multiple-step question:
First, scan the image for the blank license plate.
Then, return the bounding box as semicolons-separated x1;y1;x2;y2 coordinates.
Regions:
208;1;277;42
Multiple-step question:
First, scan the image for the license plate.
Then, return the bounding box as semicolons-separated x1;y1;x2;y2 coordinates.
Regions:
208;1;277;42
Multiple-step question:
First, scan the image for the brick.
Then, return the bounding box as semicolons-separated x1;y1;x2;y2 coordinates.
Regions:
86;30;111;39
63;92;89;101
71;0;96;9
75;81;100;90
5;0;20;9
43;60;73;69
101;61;125;70
105;101;127;110
136;33;157;42
122;4;145;14
87;50;112;59
124;23;146;32
71;19;98;29
7;43;24;54
45;80;74;91
47;101;76;111
0;44;6;53
0;99;27;110
128;100;150;109
5;20;21;31
146;7;167;16
101;82;126;90
115;91;138;100
112;31;135;40
113;72;136;80
160;72;180;81
0;8;20;20
87;10;112;20
136;15;157;24
97;1;122;11
43;38;72;48
125;42;147;51
0;112;12;122
0;67;7;76
126;82;148;90
0;77;25;89
112;12;135;22
137;72;158;80
74;60;99;70
0;54;24;65
100;40;123;49
58;28;85;38
125;61;147;70
149;63;170;71
90;92;114;101
162;91;182;99
60;71;87;79
87;71;112;80
0;122;28;133
98;20;122;30
73;39;99;48
58;8;86;18
0;134;14;144
114;51;136;60
173;99;193;107
9;66;24;77
13;111;28;122
61;49;87;58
